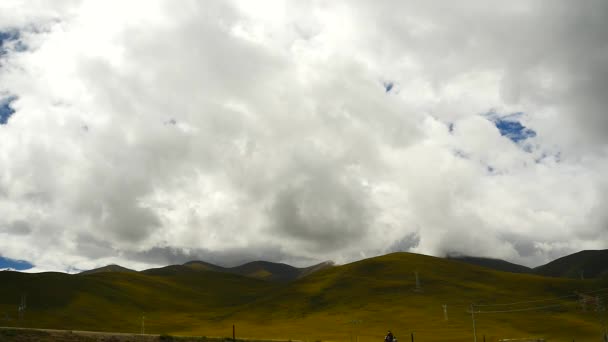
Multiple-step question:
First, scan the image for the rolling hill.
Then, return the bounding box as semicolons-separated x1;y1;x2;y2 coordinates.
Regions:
534;249;608;279
97;260;335;283
2;252;607;341
447;249;608;280
446;256;532;274
79;264;137;275
228;260;335;282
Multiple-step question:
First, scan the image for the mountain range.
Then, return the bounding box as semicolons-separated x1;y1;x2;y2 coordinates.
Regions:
81;260;335;283
81;249;608;281
1;249;607;341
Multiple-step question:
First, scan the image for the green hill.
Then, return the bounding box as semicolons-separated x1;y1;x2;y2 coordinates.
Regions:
79;264;137;275
534;249;608;279
1;253;607;342
448;250;608;280
136;260;334;282
227;261;334;282
446;256;532;274
228;261;302;282
225;253;608;341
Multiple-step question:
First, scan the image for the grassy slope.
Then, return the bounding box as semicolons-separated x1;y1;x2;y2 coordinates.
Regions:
446;256;532;274
80;264;137;275
1;253;607;342
534;250;608;278
141;260;334;283
0;270;280;335
221;253;607;342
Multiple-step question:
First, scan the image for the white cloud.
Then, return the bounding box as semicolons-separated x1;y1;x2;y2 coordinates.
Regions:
0;0;607;271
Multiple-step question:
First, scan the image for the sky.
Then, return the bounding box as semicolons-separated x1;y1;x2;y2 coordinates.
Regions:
0;0;607;273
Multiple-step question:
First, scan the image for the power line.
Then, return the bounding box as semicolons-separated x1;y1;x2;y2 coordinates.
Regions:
474;288;608;307
460;289;608;342
475;303;567;314
474;294;578;307
458;289;608;320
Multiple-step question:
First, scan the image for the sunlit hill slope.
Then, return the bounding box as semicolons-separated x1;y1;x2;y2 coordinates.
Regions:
0;252;607;342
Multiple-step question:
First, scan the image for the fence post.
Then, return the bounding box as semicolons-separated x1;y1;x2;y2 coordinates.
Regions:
233;324;235;342
411;332;414;342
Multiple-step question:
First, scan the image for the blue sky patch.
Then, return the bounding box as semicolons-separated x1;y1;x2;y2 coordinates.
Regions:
495;119;537;143
0;96;17;125
484;111;536;144
0;30;20;55
383;81;394;93
0;256;33;271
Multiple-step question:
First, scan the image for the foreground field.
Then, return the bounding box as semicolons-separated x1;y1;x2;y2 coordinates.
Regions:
1;253;607;342
0;327;295;342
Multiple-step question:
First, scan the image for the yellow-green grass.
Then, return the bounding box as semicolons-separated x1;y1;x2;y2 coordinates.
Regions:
1;253;607;342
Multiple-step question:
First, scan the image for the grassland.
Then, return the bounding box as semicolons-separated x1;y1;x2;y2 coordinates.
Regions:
1;252;607;342
0;327;294;342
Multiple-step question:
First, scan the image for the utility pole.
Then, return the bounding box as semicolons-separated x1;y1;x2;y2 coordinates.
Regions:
348;319;361;342
470;303;477;342
443;304;448;321
18;294;26;324
595;297;607;342
141;313;145;335
414;271;421;292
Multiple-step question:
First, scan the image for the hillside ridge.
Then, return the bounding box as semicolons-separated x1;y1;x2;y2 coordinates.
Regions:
534;249;608;279
449;249;608;279
2;251;608;341
82;259;335;282
77;249;608;280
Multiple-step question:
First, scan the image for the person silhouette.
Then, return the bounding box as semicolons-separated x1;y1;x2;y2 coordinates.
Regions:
385;331;395;342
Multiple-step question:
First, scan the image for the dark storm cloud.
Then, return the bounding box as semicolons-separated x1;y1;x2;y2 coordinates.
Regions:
387;233;421;253
510;239;538;259
75;234;116;259
2;220;31;235
269;167;373;252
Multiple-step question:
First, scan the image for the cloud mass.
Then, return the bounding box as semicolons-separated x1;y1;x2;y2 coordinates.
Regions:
0;0;607;272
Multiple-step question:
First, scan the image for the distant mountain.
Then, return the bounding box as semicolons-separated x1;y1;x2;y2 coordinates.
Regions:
81;249;608;282
446;249;608;279
213;260;332;282
98;259;334;282
140;264;199;276
143;260;334;282
183;260;225;272
446;255;532;274
79;264;136;275
297;260;335;279
140;260;228;276
534;249;608;279
229;261;301;282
